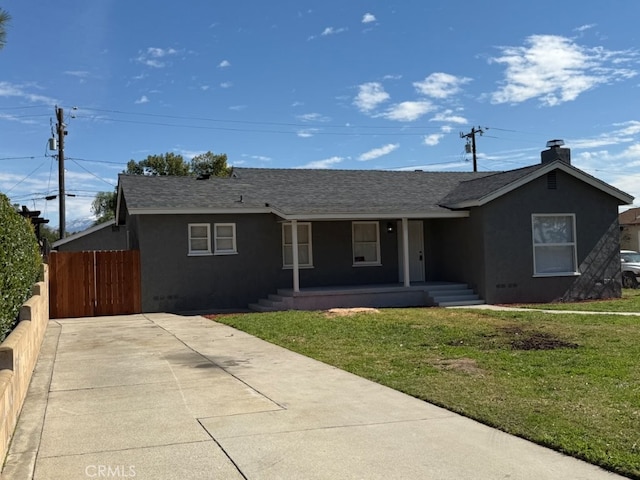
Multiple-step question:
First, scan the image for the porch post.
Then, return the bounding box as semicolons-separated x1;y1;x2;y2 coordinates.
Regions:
291;219;300;293
402;218;410;287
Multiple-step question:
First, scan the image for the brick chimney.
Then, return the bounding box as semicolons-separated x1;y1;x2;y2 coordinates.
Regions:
541;139;571;165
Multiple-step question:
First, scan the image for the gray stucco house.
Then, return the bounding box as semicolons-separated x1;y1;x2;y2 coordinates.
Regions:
115;142;633;313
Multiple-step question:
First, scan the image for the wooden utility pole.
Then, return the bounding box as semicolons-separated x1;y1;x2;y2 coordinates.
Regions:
460;126;485;172
56;106;66;239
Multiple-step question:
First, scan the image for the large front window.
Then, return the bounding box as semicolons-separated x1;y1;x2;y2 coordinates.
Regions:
283;222;313;268
532;214;578;276
352;221;380;266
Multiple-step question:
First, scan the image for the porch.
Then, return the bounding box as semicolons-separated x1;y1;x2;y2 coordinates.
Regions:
249;282;484;312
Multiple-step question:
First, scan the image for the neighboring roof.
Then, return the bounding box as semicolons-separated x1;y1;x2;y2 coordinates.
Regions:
619;207;640;225
116;161;634;221
52;219;115;248
440;161;634;208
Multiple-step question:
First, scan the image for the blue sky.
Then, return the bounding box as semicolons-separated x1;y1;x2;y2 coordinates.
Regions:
1;1;640;228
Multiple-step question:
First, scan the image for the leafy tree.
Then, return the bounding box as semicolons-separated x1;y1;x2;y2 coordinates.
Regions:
126;152;190;176
0;9;10;50
91;190;117;224
92;151;232;225
190;151;231;177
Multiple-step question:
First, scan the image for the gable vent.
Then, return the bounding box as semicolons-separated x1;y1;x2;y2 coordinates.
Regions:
547;171;557;190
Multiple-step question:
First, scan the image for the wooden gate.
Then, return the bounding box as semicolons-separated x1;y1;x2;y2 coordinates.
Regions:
49;250;141;319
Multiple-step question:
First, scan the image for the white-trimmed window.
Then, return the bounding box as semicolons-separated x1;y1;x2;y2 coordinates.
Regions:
352;221;380;266
532;214;578;276
188;223;211;255
283;222;313;268
214;223;237;255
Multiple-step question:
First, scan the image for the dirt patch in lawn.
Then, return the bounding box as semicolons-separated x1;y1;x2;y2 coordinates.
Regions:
324;307;380;317
433;357;485;376
500;325;579;351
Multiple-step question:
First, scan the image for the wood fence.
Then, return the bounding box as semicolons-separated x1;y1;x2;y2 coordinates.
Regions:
49;250;141;319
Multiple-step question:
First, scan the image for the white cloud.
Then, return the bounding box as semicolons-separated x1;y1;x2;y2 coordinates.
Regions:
134;95;149;104
297;112;330;122
381;101;434;121
423;134;444;146
574;24;596;33
358;143;399;161
218;59;231;68
0;81;57;105
414;72;472;99
297;129;319;138
362;13;376;24
220;82;233;88
354;82;390;112
430;109;467;124
490;34;638;106
320;27;347;37
298;156;343;169
135;47;178;68
229;105;247;111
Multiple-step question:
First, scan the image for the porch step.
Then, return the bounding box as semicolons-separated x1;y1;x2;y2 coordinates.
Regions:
249;283;484;312
248;292;294;312
425;284;484;307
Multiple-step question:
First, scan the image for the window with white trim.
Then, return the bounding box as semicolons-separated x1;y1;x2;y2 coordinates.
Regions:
532;214;578;276
214;223;237;255
188;223;211;255
282;222;313;268
352;221;380;265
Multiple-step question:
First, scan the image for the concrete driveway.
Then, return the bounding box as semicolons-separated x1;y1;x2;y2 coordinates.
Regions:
1;313;625;479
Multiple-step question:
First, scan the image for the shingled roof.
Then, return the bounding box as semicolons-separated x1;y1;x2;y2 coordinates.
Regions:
118;168;494;219
117;162;633;221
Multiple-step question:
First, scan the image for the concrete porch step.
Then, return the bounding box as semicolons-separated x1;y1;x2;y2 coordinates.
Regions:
438;299;486;307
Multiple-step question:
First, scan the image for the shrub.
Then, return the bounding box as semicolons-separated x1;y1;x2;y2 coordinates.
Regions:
0;194;42;341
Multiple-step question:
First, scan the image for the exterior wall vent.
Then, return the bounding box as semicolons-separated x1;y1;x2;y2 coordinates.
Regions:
547;171;557;189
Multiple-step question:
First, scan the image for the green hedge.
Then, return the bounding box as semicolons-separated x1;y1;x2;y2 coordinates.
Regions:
0;194;42;341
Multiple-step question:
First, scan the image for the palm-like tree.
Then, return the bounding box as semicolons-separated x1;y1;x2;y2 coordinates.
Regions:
0;9;10;50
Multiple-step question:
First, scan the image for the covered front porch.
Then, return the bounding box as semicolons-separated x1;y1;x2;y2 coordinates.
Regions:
249;282;484;312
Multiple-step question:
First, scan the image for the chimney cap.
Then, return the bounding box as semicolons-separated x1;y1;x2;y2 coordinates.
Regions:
546;139;565;148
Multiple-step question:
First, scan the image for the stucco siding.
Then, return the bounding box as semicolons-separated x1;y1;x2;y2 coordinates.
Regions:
55;224;127;252
135;216;401;312
480;170;621;303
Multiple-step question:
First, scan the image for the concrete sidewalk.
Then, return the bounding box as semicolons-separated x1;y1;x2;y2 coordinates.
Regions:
1;313;624;480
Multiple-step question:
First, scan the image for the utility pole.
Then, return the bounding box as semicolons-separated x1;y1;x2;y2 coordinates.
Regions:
55;106;66;239
460;126;486;172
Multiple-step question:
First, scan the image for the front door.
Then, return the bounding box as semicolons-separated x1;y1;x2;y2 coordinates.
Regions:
398;220;425;282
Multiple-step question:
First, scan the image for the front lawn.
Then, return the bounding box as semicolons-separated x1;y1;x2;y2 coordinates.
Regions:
517;288;640;312
212;307;640;479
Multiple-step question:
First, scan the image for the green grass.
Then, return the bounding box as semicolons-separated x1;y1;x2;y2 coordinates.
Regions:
516;288;640;312
211;307;640;479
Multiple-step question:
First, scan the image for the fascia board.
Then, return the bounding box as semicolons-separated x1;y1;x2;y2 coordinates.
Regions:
127;207;273;215
275;211;470;220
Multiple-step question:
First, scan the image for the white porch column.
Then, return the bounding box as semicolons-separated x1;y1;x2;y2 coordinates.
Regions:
291;219;300;293
402;217;410;287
